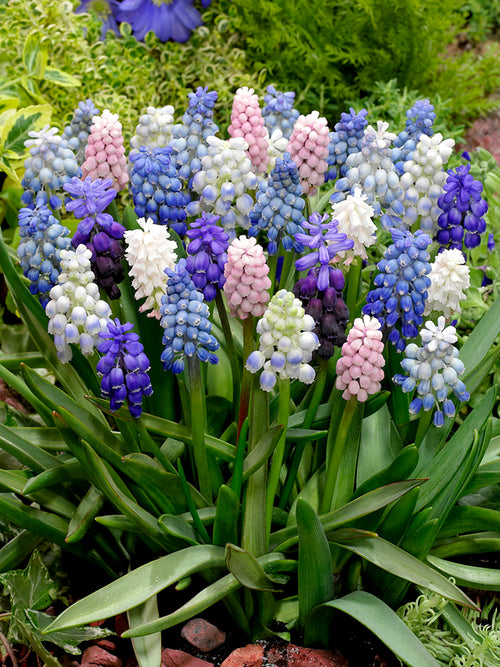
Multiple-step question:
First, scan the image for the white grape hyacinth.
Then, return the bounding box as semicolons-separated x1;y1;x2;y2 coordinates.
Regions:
424;248;471;318
331;186;377;263
129;105;175;152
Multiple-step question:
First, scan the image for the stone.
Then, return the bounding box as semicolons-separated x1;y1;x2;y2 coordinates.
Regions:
286;644;348;666
81;645;123;667
161;648;214;667
180;618;226;652
220;643;348;666
219;644;265;666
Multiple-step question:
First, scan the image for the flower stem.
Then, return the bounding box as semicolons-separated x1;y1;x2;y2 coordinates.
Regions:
278;250;295;291
215;290;241;419
186;355;212;504
415;407;434;447
266;378;290;540
107;199;121;224
321;396;358;513
237;316;255;439
346;256;362;317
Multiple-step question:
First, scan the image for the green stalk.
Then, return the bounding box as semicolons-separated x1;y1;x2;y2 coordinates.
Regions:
241;378;269;556
237;316;255;439
267;253;279;294
266;378;290;539
107;199;121;223
215;290;241;418
231;417;248;501
345;256;362;317
186;355;212;504
278;250;295;292
320;396;358;513
415;407;434;447
176;460;211;544
279;359;328;509
135;418;177;474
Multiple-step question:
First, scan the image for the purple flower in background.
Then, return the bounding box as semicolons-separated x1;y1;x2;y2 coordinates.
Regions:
186;212;229;302
75;0;120;39
97;319;153;418
115;0;205;42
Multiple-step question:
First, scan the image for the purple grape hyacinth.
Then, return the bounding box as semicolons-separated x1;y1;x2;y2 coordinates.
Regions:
185;212;229;302
97;319;153;418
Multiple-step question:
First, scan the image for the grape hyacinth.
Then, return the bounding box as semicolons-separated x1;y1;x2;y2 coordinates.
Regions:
436;163;488;251
325;107;368;182
248;152;306;255
81;110;129;192
61;99;100;164
362;228;432;352
159;258;219;373
130;105;176;152
21;126;80;207
228;86;269;174
129;146;190;236
124;217;178;318
262;85;300;140
335;315;385;402
45;245;111;363
330;187;377;263
399;133;455;233
288;111;330;196
393;317;469;427
294;212;354;290
189;136;258;233
96;319;153;418
293;267;349;359
17;197;72;306
64;176;125;300
245;289;319;391
424;248;471;318
186;212;229;302
391;99;436;175
223;236;271;319
169;87;219;183
332;121;404;226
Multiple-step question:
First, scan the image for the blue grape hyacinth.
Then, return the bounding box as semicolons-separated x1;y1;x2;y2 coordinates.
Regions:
61;99;100;164
248;151;306;255
97;319;153;418
17;197;72;307
185;212;229;302
436;162;488;251
325;107;368;182
160;258;219;374
129;146;191;237
363;228;432;352
261;85;300;140
392;99;436;175
393;317;469;426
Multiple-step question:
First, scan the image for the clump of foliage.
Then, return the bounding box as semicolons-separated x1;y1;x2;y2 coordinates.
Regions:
0;0;262;135
213;0;500;123
459;0;500;44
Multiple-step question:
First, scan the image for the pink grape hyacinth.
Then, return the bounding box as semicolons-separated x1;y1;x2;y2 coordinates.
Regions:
228;87;270;174
288;110;330;196
82;110;129;192
223;236;271;319
336;315;385;401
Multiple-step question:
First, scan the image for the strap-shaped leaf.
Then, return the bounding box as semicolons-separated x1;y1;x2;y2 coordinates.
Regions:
241;425;283;481
0;469;76;518
158;515;200;546
0;422;60;472
225;544;284;592
427;554;500;591
66;486;104;544
127;596;162;667
460;293;500;379
213;485;239;547
438;505;500;539
0;530;43;573
0;363;53;425
23;460;83;494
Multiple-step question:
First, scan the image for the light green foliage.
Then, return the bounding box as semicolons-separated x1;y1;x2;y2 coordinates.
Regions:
459;0;500;43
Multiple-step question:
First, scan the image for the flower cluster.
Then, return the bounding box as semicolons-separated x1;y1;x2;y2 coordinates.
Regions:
81;110;129;192
295;212;353;290
336;316;385;402
399;133;455;233
325;107;368;182
330;187;377;263
228;87;269;174
61;99;100;164
261;85;300;140
223;236;271;319
96;319;153;418
248;152;306;254
186;212;229;302
129;146;190;236
424;249;471;318
64;177;125;300
393;318;469;426
170;87;219;183
436;163;488;251
363;229;432;352
45;245;111;363
190;136;257;233
124;217;178;318
159;259;219;373
288;111;330;196
130;105;176;152
17;199;72;306
246;289;319;391
293;267;349;359
391;99;436;175
22;126;80;207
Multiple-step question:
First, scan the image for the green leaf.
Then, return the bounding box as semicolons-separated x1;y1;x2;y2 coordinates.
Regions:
0;105;51;156
225;544;284;592
0;422;60;472
44;546;226;632
296;498;334;628
431;532;500;559
66;486;104;543
26;610;112;655
42;66;80;88
22;32;47;78
427;554;500;591
437;505;500;539
213;485;239;547
127;597;162;667
357;404;402;486
0;551;55;622
460;294;500;379
158;515;200;546
242;425;282;481
304;591;440;667
23;460;83;494
0;531;43;573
